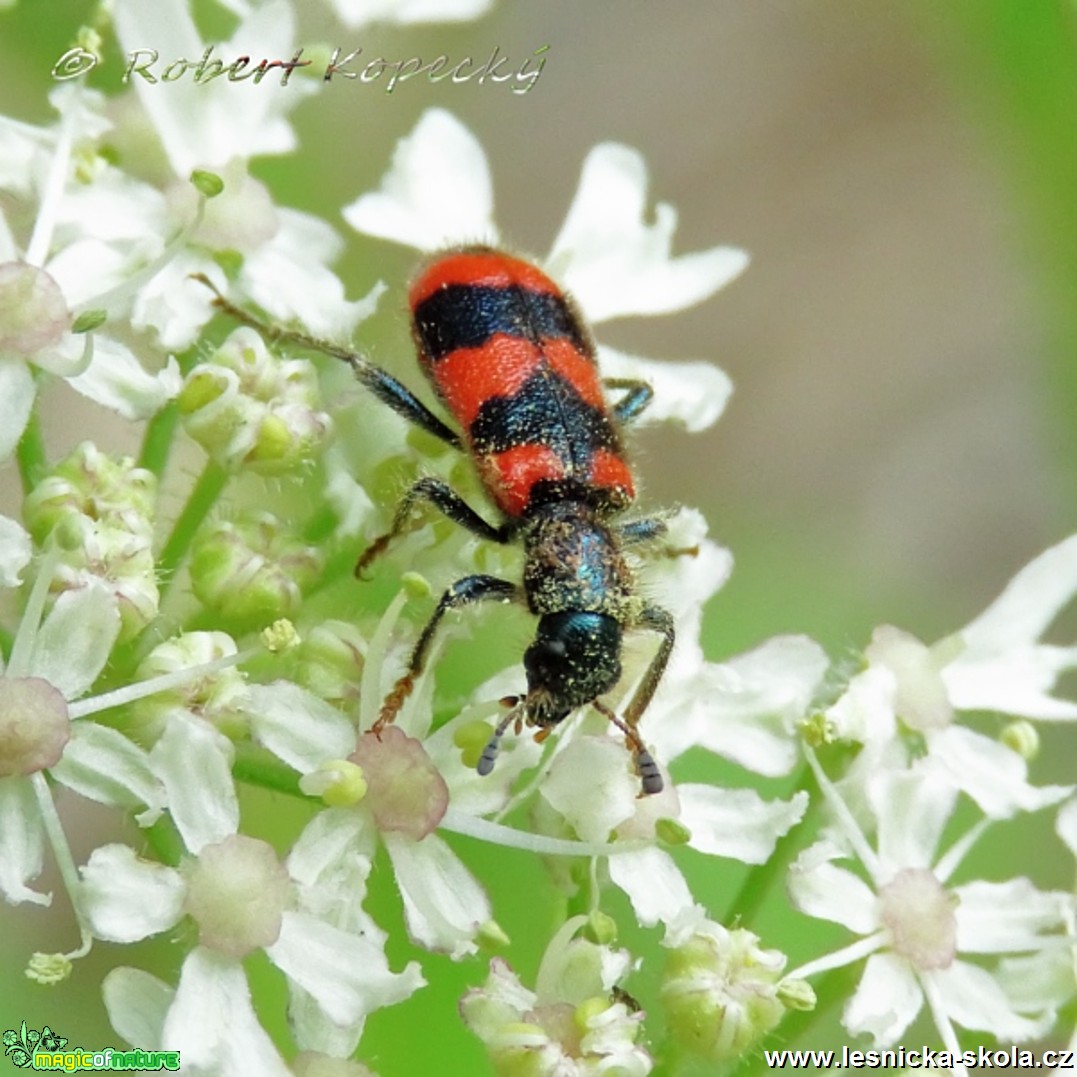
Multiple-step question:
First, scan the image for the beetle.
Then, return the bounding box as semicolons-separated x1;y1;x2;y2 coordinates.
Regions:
197;246;675;793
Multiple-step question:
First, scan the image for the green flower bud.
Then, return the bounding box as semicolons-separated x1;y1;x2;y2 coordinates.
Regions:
190;512;322;629
179;327;331;475
24;441;156;545
661;921;788;1062
290;620;365;705
1000;719;1039;761
133;631;248;741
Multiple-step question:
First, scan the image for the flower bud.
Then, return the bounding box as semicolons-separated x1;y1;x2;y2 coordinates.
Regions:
133;632;248;741
0;676;71;776
190;512;321;629
661;920;788;1062
179;326;331;474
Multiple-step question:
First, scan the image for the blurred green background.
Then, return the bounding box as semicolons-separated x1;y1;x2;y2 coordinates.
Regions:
1;1;1076;1072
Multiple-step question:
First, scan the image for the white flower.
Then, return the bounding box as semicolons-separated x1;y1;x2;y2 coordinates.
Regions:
88;830;423;1068
343;108;743;433
246;589;497;960
788;757;1070;1059
827;534;1077;819
112;0;315;177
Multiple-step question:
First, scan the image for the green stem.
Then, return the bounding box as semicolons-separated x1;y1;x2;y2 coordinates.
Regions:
721;760;816;927
142;813;186;868
16;404;48;496
155;458;229;600
137;401;180;478
231;742;313;800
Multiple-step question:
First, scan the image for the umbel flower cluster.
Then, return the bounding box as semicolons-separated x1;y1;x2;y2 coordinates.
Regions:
2;2;1075;1075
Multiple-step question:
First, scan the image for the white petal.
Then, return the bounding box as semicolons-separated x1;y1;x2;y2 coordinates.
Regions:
540;735;639;844
549;143;748;323
80;843;185;942
0;514;31;587
654;635;827;772
149;710;238;853
30;583;120;700
959;533;1077;655
267;909;423;1027
944;642;1077;721
384;830;491;958
871;766;955;874
241;209;377;339
0;358;35;461
52;721;166;823
843;951;923;1045
163;948;291;1077
931;960;1057;1041
247;682;356;774
826;665;897;746
342;109;497;251
131;252;220;351
599;347;733;432
66;339;181;420
607;845;694;928
1058;797;1077;855
113;0;307;175
954;877;1068;953
103;967;173;1048
0;777;48;906
788;842;879;934
326;0;493;26
925;726;1072;820
679;784;807;864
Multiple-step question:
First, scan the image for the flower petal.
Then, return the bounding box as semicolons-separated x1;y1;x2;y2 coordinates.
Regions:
599;347;733;433
51;721;166;824
924;726;1072;820
0;776;48;905
654;635;827;773
324;0;493;26
149;710;239;853
113;0;308;175
103;967;173;1048
163;948;291;1076
30;582;120;700
80;843;185;942
383;830;491;958
679;784;807;864
871;766;955;874
954;877;1068;954
540;735;639;844
930;960;1058;1041
842;951;923;1045
607;845;694;928
0;513;31;588
247;682;357;774
788;841;879;934
266;909;423;1028
0;359;35;461
549;142;748;323
66;340;181;420
342;109;497;251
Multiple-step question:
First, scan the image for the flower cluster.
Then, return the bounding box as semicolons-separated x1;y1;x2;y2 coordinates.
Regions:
1;1;1075;1074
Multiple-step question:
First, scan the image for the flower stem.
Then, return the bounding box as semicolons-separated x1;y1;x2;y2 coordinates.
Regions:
16;405;48;497
31;773;92;960
155;458;229;601
720;759;815;926
137;401;180;478
231;743;311;800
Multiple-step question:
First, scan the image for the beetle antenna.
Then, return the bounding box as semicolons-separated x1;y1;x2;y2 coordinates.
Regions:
476;701;524;776
593;699;663;795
